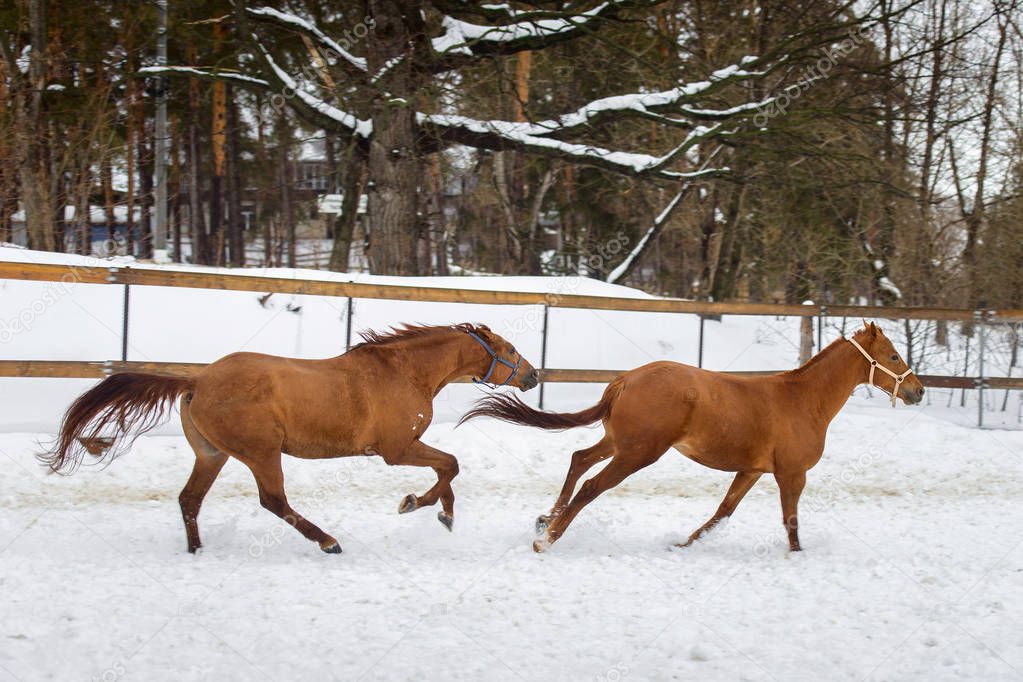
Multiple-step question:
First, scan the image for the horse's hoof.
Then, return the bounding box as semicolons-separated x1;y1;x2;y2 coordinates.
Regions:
533;538;549;553
535;515;550;534
437;511;454;531
321;542;343;554
398;494;418;514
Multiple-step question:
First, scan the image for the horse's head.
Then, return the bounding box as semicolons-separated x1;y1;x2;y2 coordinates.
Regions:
850;321;925;406
466;325;539;391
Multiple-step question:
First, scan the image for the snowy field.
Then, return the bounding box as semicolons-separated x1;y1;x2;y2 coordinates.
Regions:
1;246;1022;680
2;404;1022;681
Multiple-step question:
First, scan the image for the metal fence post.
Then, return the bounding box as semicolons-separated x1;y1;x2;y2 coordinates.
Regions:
697;314;705;368
977;309;987;428
539;304;550;409
345;297;353;351
108;266;130;363
121;284;130;362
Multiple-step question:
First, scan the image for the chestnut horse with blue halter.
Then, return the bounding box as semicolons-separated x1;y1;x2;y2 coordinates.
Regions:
462;322;924;553
43;323;538;554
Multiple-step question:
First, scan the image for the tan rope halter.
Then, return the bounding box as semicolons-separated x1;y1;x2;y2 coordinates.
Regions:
847;337;915;407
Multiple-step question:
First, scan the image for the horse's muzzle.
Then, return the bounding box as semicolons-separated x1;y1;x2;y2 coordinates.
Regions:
903;386;925;405
520;369;540;391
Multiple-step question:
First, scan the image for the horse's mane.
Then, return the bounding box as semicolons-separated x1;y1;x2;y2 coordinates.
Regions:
352;322;486;350
790;337;843;372
787;328;869;376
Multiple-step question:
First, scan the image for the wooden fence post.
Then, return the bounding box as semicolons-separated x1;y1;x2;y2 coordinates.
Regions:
799;315;814;365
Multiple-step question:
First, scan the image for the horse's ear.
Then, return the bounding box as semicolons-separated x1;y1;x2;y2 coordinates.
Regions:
868;321;879;336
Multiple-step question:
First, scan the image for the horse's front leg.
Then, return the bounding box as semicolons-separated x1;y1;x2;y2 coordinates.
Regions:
385;440;459;531
679;471;762;548
774;471;807;551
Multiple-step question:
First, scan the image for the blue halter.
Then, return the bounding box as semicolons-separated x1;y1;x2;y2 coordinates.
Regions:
467;331;521;388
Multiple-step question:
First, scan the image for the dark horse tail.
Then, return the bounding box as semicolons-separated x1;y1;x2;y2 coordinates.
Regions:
42;373;194;474
459;378;623;430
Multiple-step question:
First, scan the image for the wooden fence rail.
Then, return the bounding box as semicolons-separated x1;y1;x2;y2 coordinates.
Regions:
3;260;1022;321
2;361;1022;391
2;261;1021;418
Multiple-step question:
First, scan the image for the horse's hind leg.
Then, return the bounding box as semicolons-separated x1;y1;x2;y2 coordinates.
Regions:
246;454;342;554
678;471;761;548
535;449;661;553
536;437;614;534
388;440;459;531
179;399;229;553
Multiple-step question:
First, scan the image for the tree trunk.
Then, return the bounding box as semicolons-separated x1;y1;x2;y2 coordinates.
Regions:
962;9;1008;310
225;84;244;266
186;116;207;265
329;154;364;272
710;181;749;301
101;156;116;252
136;107;154;259
170;116;182;262
210;76;226;266
873;0;899;306
20;0;55;251
364;0;422;274
427;154;448;276
276;131;296;268
124;63;137;257
74;153;91;255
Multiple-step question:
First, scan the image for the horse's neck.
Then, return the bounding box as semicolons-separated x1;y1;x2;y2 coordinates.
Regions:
392;333;478;395
789;340;866;424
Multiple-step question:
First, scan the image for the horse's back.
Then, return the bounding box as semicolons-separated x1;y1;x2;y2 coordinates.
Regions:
189;349;424;459
611;360;783;472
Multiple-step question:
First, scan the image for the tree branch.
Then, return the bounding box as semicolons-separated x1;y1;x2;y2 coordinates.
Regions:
137;66;270;88
244;5;368;79
419;113;731;179
427;1;664;72
247;34;372;143
606;147;725;283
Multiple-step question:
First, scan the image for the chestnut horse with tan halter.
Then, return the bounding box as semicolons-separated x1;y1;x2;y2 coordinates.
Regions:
462;322;923;553
43;323;538;554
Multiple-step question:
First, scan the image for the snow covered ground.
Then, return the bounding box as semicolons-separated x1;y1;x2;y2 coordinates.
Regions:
1;246;1022;680
1;402;1022;681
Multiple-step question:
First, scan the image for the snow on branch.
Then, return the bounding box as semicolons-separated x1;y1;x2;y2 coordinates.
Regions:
430;1;625;67
137;66;270;88
249;36;372;139
606;147;724;283
420;113;729;179
524;64;771;136
607;189;687;284
245;6;368;75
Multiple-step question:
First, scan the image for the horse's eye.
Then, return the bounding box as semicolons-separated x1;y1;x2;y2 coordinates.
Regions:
890;354;899;362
